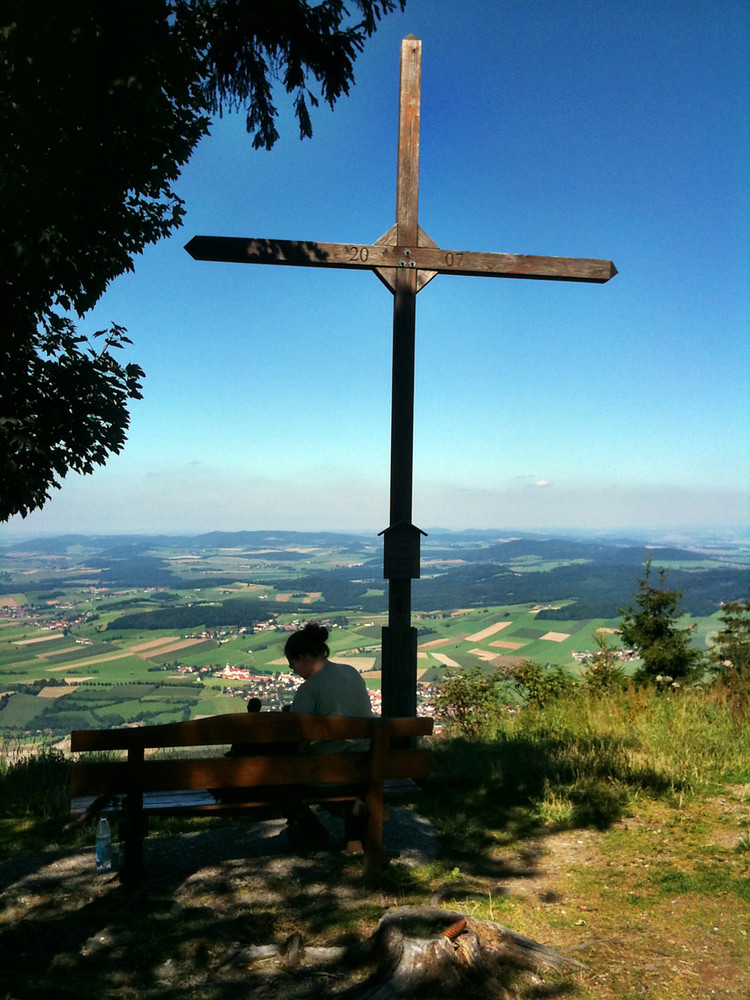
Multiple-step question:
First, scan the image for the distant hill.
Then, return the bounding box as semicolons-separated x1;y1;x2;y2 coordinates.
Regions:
3;529;748;619
4;530;373;554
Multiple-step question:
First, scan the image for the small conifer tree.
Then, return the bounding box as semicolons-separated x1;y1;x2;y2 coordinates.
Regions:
581;628;626;693
618;555;703;682
708;598;750;681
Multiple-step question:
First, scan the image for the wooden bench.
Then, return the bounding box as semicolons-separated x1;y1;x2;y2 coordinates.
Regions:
70;712;433;880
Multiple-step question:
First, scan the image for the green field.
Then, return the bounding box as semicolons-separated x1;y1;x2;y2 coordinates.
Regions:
0;601;723;739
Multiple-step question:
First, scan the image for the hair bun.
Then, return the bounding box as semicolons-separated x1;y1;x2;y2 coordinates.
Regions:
284;621;330;661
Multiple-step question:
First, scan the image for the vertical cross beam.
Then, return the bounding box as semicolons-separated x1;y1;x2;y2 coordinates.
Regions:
381;37;422;719
183;35;616;721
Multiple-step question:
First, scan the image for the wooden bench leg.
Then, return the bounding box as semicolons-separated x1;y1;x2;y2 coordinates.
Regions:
363;786;385;880
119;747;147;885
344;799;366;854
122;783;147;886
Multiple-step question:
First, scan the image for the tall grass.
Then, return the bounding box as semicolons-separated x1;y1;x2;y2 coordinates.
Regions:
516;681;750;794
422;680;750;864
0;742;75;859
0;743;71;821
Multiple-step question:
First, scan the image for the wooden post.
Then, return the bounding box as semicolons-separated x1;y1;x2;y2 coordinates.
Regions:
381;37;423;718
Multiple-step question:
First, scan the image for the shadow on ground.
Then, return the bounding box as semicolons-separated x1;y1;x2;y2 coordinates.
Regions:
417;730;676;879
0;809;451;1000
0;729;666;999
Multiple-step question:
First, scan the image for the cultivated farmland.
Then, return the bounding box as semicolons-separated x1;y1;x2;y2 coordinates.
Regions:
1;528;746;740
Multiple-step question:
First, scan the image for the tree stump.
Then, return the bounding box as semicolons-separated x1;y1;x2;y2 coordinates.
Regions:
231;906;586;998
340;907;586;999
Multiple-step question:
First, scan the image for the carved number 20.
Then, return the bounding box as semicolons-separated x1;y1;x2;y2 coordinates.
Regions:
348;246;369;262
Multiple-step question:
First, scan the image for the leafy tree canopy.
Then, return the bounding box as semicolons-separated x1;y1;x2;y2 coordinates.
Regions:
1;0;404;520
618;555;704;682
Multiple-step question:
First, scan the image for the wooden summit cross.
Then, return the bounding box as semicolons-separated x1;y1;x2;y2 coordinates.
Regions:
185;36;617;719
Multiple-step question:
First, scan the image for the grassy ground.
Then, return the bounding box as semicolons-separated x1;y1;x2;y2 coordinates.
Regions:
1;681;748;998
412;681;750;998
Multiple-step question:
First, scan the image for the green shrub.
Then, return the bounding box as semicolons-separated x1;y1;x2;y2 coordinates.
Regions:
502;658;574;707
708;598;750;680
618;555;704;681
435;667;508;738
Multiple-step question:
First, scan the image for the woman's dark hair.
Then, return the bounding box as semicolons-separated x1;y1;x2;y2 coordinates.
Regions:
284;622;329;661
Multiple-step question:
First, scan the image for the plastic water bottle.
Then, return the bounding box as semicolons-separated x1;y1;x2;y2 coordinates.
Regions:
95;817;112;872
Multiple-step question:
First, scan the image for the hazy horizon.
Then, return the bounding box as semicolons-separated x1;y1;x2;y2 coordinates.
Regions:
3;519;747;548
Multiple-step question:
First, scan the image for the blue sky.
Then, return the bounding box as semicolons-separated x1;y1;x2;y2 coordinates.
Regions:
5;0;749;540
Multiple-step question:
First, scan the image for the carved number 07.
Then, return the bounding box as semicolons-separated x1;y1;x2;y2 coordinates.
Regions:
444;252;463;267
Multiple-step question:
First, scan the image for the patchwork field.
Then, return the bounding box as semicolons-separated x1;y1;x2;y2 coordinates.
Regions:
127;637;183;652
0;600;615;735
2;526;741;739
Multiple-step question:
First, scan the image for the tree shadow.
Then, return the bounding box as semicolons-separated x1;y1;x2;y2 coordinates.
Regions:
0;810;441;1000
417;731;677;880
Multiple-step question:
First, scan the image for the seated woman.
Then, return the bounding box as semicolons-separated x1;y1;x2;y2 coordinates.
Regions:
286;621;373;750
284;622;374;852
215;623;373;853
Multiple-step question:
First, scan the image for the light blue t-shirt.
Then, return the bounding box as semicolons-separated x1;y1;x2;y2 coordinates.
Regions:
291;660;372;753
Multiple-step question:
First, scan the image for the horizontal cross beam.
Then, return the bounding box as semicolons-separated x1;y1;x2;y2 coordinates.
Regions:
185;236;617;284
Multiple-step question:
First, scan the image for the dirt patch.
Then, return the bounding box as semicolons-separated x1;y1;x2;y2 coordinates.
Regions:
707;784;750;848
419;636;467;650
333;657;376;672
144;637;213;656
468;648;503;662
432;653;460;667
466;622;512;642
539;632;571;642
128;637;182;653
37;686;79;698
49;653;131;670
491;653;529;668
13;633;64;645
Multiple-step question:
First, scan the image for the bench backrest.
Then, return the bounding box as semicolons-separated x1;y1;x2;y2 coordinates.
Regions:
70;714;434;798
71;713;432;752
